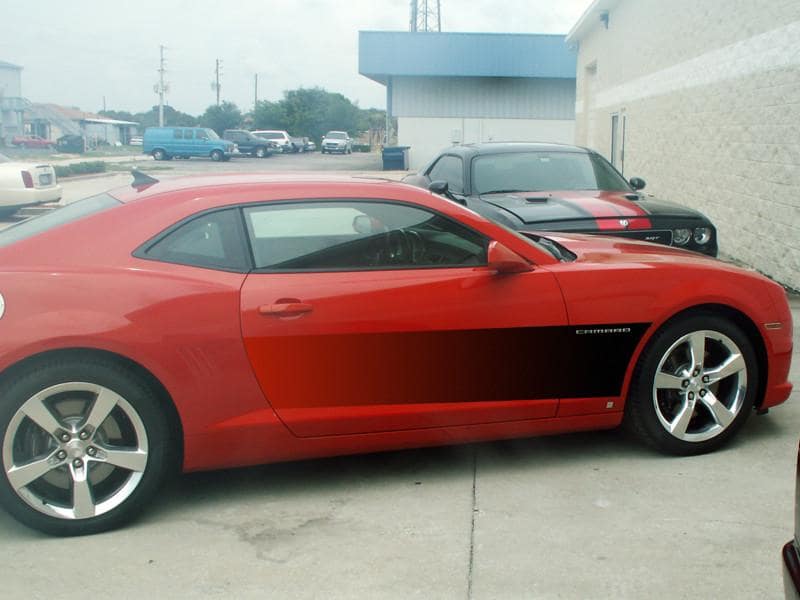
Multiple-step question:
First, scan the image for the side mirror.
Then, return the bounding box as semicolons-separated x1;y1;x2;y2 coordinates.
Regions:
428;180;449;195
629;177;646;190
487;241;533;274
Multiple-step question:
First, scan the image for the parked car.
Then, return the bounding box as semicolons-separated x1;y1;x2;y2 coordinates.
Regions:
784;441;800;599
11;135;54;150
142;127;235;161
0;172;792;536
251;130;293;154
222;129;273;158
0;153;61;214
56;135;86;154
128;136;143;146
321;131;352;154
304;139;316;152
403;142;719;256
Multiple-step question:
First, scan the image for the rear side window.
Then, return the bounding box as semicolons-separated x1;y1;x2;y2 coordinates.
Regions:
173;129;183;139
0;194;120;249
137;208;250;271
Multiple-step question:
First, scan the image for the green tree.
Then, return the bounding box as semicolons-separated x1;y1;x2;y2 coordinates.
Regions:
199;101;242;135
252;100;287;131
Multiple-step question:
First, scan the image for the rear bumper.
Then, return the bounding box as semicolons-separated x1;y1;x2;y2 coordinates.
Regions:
784;540;800;599
0;185;62;208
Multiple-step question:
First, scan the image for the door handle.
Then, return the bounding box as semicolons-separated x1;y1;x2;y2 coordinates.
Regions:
258;302;313;317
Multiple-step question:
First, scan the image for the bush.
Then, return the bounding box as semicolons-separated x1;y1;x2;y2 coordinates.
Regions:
54;161;107;178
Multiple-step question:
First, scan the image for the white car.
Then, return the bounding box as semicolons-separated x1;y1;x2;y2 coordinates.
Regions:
321;131;352;154
0;153;61;214
251;130;292;153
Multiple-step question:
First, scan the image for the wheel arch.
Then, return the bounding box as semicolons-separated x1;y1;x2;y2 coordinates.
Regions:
644;303;768;408
0;347;184;465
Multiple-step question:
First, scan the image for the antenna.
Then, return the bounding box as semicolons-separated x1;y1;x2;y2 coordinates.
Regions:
410;0;441;32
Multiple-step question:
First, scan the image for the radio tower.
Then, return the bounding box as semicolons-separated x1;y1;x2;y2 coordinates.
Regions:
410;0;441;32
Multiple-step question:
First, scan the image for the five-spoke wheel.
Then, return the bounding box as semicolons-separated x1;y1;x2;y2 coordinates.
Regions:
626;314;757;455
0;360;172;535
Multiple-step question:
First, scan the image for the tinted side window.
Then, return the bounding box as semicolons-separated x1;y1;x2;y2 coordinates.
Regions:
196;129;208;140
173;129;183;139
183;129;195;140
140;208;250;271
427;155;464;193
244;201;487;271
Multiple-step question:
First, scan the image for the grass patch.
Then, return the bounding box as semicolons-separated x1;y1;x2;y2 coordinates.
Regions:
54;161;107;178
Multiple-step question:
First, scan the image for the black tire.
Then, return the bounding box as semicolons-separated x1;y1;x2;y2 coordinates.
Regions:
255;146;266;158
0;358;174;536
321;149;326;154
210;150;223;162
624;313;758;455
152;149;167;161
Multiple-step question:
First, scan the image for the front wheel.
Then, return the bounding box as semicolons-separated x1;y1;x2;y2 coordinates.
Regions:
624;314;758;455
255;146;266;158
210;150;223;162
152;149;167;161
0;359;173;535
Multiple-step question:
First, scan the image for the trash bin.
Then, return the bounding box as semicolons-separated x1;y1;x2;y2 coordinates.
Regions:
56;135;86;153
382;146;410;170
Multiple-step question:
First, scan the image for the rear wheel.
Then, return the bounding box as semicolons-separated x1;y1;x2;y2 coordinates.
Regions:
0;359;173;535
625;314;757;455
210;150;223;162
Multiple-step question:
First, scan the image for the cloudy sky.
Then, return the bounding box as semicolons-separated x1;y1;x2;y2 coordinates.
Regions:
1;0;591;116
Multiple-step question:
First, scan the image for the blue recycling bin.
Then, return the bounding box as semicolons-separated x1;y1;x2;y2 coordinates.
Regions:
382;146;410;170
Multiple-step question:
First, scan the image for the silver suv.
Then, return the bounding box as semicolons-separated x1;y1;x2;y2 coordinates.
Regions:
321;131;352;154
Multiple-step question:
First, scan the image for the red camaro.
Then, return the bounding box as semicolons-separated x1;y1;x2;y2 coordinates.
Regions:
0;173;793;535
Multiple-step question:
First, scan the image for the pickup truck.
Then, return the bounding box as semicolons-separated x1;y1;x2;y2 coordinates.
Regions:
222;130;275;158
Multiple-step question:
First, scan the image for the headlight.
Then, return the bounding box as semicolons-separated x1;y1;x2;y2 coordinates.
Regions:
694;227;712;244
673;228;691;245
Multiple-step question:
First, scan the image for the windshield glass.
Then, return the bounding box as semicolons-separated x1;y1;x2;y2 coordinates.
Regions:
472;151;631;194
326;132;347;139
0;193;120;249
205;129;220;139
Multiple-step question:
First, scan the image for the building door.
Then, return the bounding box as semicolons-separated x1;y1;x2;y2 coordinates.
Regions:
610;112;626;174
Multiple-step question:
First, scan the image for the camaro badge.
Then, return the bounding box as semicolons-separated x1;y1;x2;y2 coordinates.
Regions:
619;219;630;228
575;327;632;335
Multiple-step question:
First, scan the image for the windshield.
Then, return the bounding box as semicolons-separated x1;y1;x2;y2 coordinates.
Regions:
472;151;631;194
0;193;120;249
326;132;347;139
205;128;220;139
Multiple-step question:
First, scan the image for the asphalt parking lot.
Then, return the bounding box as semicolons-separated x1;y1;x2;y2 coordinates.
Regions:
0;153;798;599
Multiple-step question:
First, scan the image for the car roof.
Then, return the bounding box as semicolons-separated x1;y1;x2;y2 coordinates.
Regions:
111;173;404;204
443;142;590;157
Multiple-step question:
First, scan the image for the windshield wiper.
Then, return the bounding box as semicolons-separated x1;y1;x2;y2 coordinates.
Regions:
479;189;536;195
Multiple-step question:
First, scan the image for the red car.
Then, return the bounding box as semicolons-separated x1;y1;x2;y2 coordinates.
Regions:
0;173;793;536
11;135;55;150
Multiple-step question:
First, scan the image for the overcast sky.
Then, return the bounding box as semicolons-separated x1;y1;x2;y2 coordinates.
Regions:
1;0;591;116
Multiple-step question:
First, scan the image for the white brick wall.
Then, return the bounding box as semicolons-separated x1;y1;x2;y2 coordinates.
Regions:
573;0;800;289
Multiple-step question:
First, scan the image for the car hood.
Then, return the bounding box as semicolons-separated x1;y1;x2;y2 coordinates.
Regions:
541;231;723;267
479;190;705;230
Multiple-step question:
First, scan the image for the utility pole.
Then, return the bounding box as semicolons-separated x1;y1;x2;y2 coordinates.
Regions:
212;59;222;105
154;45;168;127
254;73;258;109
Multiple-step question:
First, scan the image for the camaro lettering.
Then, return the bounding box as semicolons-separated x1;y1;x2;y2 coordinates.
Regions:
575;327;632;335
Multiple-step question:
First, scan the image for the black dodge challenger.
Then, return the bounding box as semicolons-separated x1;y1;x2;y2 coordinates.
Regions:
402;142;718;257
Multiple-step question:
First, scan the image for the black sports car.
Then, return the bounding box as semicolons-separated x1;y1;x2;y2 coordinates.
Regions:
402;143;718;256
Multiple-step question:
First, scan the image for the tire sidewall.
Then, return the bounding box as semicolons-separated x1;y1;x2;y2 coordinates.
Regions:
0;360;172;536
627;314;758;455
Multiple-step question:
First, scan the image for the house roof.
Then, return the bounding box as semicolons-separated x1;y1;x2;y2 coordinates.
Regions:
359;31;576;85
27;104;138;126
0;61;22;70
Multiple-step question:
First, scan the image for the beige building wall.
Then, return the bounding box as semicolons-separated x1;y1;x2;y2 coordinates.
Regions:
573;0;800;290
